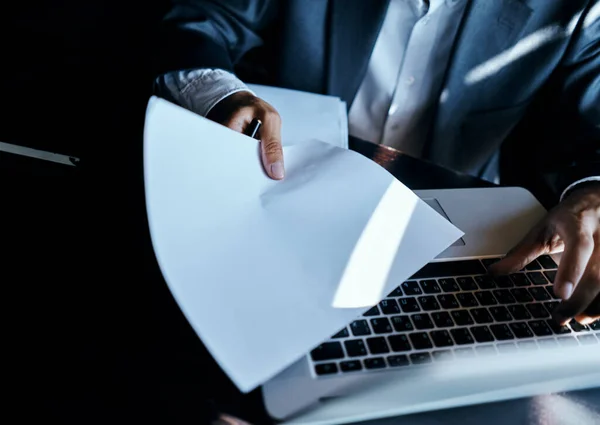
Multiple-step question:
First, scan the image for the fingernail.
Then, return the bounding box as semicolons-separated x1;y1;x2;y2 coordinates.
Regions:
270;161;284;179
557;281;574;300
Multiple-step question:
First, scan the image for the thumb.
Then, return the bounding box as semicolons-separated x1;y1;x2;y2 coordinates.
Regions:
490;226;548;275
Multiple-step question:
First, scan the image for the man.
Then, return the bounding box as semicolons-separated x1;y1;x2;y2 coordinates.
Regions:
153;0;599;422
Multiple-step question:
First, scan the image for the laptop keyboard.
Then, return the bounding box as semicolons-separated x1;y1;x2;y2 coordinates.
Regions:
309;256;600;376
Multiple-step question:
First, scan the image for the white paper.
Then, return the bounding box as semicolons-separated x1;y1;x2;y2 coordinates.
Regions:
144;97;463;393
248;84;349;149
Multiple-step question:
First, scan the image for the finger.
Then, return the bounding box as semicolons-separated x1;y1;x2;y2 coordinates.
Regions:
553;224;595;302
222;107;255;132
490;224;548;275
574;314;600;325
259;110;284;180
554;238;600;324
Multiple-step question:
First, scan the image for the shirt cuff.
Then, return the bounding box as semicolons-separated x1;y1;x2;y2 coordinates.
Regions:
559;176;600;202
154;69;254;117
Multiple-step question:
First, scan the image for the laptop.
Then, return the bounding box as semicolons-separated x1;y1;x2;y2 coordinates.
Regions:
262;187;600;424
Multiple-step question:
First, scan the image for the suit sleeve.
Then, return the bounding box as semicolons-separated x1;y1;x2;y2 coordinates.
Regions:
553;1;600;195
156;0;276;75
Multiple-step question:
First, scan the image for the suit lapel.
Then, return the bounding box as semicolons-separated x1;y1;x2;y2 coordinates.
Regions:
326;0;389;105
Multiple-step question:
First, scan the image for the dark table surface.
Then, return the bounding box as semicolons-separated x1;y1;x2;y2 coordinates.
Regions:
2;138;598;424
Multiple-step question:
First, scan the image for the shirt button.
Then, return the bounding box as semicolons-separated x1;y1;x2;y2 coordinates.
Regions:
406;76;415;86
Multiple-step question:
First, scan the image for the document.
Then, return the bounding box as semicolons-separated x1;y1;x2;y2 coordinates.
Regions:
144;97;463;392
247;84;349;149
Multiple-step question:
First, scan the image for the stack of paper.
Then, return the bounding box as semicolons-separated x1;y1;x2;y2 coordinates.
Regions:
144;97;463;392
248;84;349;149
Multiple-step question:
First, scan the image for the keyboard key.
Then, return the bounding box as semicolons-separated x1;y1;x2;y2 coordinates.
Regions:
391;315;414;332
543;301;560;314
457;277;478;291
340;360;363;372
344;339;367;357
589;320;600;331
510;322;534;338
490;324;514;340
451;310;474;326
402;281;422;295
544;270;557;283
578;334;598;345
475;275;496;289
529;287;551;302
537;338;558;349
471;308;494;324
432;350;454;362
451;328;474;345
332;328;349;339
418;296;440;311
497;342;517;354
411;260;486;279
493;289;516;304
420;279;442;294
364;357;387;369
524;259;542;271
518;340;538;351
367;337;390;354
481;258;501;270
510;273;530;287
311;342;344;361
475;291;498;306
387;355;410;367
371;318;393;334
409;332;433;350
454;347;475;358
511;288;534;303
490;306;512;322
388;286;404;297
430;330;454;347
438;278;460;292
557;336;579;347
471;326;495;342
388;334;412;352
537;255;557;269
546;319;571;335
545;286;560;300
399;297;421;313
494;275;514;288
527;272;547;285
569;320;590;332
351;320;371;336
363;306;380;317
457;292;478;308
526;303;550;319
437;294;459;309
379;299;401;315
412;313;434;330
432;311;454;328
508;304;531;320
475;345;497;356
410;352;432;364
315;363;338;375
529;320;553;336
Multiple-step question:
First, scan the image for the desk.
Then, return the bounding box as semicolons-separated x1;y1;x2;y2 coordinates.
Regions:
2;139;598;424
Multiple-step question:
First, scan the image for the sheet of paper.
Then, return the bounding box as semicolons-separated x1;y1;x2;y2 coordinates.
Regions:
248;84;348;149
144;97;463;393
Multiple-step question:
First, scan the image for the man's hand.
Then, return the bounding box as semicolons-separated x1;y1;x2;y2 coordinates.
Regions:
207;91;284;180
491;183;600;325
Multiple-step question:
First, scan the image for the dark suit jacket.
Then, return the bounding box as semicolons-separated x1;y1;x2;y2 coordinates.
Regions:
157;0;600;199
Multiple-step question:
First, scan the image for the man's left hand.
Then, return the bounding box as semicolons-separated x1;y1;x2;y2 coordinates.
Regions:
491;183;600;325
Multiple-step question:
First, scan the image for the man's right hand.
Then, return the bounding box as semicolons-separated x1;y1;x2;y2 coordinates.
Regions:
207;91;285;180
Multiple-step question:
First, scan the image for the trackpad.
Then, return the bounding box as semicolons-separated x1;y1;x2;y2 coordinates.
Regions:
422;198;465;247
